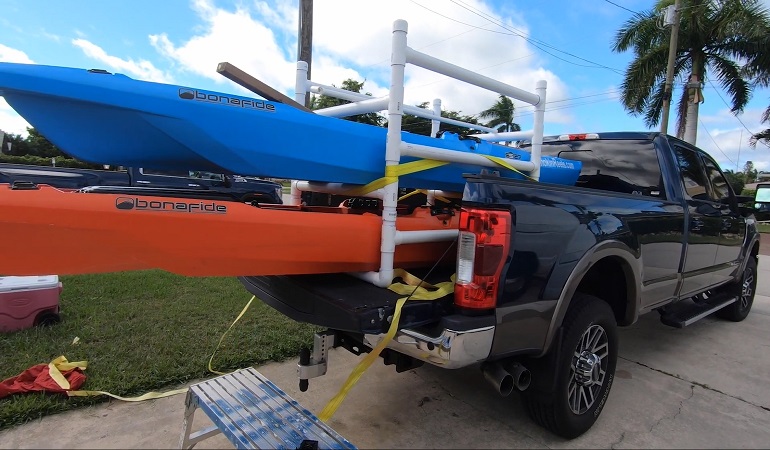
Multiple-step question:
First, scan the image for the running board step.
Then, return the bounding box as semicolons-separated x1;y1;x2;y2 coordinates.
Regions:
659;293;737;328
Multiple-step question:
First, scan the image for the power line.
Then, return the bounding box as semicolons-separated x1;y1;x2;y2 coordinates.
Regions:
705;79;770;149
602;0;640;15
699;118;736;167
448;0;624;74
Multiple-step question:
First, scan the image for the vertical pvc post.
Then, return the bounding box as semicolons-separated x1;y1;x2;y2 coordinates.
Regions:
430;98;441;137
530;80;547;181
290;180;302;206
295;61;309;105
371;19;409;288
292;61;310;206
428;99;441;205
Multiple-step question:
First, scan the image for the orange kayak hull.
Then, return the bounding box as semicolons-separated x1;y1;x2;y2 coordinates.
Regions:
0;185;457;276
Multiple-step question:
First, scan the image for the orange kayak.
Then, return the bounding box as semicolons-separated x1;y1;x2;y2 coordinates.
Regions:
0;184;458;276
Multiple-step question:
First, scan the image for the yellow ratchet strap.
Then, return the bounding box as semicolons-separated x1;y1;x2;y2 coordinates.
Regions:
482;155;537;181
347;159;450;196
317;270;454;422
48;356;88;390
208;295;257;375
397;189;453;204
69;294;257;400
66;388;187;401
46;355;187;401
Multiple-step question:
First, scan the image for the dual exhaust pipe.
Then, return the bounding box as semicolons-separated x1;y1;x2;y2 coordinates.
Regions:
482;361;531;396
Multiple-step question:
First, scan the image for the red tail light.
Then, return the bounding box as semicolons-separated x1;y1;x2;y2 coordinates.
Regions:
454;207;511;311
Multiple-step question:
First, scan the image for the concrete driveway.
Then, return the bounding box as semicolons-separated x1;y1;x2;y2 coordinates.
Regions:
2;259;769;449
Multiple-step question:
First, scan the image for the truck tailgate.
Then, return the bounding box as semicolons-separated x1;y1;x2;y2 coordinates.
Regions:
238;269;456;335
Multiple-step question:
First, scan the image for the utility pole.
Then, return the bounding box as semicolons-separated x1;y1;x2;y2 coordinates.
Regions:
297;0;313;108
660;0;681;135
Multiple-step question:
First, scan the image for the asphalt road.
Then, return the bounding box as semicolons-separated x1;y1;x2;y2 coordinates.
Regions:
1;259;769;449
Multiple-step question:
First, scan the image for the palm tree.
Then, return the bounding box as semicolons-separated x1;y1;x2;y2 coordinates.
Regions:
612;0;770;142
478;95;521;144
750;104;770;148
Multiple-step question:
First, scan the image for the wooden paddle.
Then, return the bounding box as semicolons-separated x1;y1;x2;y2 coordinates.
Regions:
216;62;313;113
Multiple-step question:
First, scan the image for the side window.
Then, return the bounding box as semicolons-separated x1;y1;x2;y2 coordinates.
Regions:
673;145;710;201
701;156;731;203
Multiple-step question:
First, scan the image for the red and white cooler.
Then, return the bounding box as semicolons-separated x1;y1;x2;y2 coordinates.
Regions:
0;275;62;332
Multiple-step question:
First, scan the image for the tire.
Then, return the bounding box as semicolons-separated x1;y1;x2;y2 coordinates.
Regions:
523;293;618;439
717;257;757;322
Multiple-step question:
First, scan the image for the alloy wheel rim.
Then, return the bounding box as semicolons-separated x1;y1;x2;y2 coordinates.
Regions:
741;269;755;310
568;324;608;415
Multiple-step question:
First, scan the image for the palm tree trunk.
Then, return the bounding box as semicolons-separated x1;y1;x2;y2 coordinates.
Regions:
683;50;705;144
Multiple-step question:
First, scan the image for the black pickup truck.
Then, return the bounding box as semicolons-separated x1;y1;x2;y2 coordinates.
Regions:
239;132;759;438
0;163;283;204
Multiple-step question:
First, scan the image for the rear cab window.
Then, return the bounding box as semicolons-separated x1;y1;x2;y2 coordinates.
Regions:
538;139;666;199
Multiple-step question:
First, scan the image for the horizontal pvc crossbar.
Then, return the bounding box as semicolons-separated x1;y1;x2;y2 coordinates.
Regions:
310;84;496;133
405;47;542;106
291;180;385;199
469;130;534;141
400;141;536;172
315;97;389;117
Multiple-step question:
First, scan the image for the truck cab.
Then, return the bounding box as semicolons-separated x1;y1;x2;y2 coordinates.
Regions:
239;132;759;439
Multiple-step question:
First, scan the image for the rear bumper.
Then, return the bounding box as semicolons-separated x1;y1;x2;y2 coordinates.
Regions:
364;322;494;369
239;274;495;369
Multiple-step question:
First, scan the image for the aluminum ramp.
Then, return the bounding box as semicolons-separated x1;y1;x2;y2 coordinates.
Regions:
179;367;356;449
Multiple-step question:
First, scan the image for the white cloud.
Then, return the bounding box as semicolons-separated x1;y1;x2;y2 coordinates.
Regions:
0;45;34;135
148;0;572;128
696;108;770;172
41;30;61;43
0;98;31;136
0;44;34;64
149;1;296;92
72;38;173;83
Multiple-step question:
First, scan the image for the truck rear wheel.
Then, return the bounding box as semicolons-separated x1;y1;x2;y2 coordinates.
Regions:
523;293;618;439
717;256;757;322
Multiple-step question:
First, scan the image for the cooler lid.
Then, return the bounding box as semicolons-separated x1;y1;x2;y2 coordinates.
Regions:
0;275;60;292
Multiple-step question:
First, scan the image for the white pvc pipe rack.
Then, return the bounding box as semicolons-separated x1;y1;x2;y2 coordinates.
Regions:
292;19;547;288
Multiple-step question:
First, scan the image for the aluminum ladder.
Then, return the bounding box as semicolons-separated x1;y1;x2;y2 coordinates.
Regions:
179;367;356;449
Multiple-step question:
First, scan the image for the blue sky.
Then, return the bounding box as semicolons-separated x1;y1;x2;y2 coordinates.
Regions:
1;0;769;172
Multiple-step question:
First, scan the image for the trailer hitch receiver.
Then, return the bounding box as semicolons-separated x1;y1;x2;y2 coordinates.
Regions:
298;330;335;392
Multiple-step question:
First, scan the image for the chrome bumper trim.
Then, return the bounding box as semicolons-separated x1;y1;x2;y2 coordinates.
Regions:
364;325;494;369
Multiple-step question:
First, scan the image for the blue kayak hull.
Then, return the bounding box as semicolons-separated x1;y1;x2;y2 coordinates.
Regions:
0;63;581;192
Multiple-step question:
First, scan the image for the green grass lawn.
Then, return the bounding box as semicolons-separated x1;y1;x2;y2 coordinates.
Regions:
0;271;319;429
757;223;770;234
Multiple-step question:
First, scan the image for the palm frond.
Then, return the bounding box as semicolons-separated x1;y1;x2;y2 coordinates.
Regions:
750;129;770;148
707;54;750;113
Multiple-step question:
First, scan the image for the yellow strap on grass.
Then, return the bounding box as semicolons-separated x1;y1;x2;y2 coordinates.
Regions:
317;270;454;422
48;356;88;390
208;295;256;376
66;388;187;401
45;355;186;401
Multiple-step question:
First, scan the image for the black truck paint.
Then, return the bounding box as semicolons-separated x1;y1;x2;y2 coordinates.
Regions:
239;132;759;438
0;163;283;204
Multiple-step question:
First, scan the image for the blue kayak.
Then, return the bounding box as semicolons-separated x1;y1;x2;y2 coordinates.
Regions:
0;62;581;192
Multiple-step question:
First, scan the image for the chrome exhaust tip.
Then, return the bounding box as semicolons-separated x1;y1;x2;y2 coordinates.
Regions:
506;362;531;392
481;362;514;397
